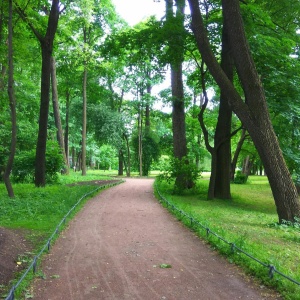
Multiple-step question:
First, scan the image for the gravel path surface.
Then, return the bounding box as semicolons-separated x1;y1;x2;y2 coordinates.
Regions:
31;178;279;300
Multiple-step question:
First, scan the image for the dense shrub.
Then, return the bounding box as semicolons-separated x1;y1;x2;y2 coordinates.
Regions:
233;171;248;184
159;156;200;193
12;141;64;183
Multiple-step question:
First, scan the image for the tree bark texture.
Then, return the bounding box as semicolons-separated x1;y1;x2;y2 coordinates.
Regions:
214;18;233;199
3;0;16;198
188;0;300;222
167;0;194;189
31;0;60;187
50;56;69;174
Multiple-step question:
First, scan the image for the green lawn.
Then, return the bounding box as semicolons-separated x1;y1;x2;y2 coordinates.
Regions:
155;175;300;300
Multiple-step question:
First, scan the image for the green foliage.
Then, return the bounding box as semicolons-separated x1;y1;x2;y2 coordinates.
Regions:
98;144;118;170
159;156;200;193
132;131;160;176
270;217;300;232
12;141;64;184
233;171;248;184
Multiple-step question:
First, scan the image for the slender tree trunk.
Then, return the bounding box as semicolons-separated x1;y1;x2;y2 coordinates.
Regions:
71;146;75;170
124;133;131;177
50;56;69;174
64;89;70;164
231;128;247;180
118;149;124;176
0;1;6;90
188;0;300;222
81;65;87;176
138;102;143;176
145;82;151;131
3;0;16;198
242;155;252;179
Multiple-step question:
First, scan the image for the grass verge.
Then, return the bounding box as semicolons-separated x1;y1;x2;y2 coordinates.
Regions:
0;170;121;299
154;175;300;300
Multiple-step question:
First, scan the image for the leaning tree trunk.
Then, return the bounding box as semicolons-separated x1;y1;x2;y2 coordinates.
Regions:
50;56;69;174
188;0;300;222
3;0;16;198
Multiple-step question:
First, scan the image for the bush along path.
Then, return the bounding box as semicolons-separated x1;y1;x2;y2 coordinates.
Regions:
28;178;280;299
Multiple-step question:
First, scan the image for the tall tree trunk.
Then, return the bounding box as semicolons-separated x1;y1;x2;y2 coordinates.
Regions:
167;0;194;190
82;65;87;176
0;1;6;90
3;0;16;198
50;56;69;174
15;0;60;186
124;133;131;177
197;66;214;199
242;155;252;179
118;149;124;176
138;102;143;176
145;82;151;131
64;89;70;164
213;18;233;199
188;0;300;222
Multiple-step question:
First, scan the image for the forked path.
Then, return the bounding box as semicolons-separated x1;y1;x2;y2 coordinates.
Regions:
31;178;279;300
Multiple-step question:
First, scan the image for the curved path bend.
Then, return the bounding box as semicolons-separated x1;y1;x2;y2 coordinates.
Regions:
31;178;279;300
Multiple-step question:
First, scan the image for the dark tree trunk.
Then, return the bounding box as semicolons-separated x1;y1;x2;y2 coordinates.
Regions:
167;0;194;190
71;146;75;170
118;149;124;176
231;128;247;180
214;18;233;199
3;0;16;198
138;104;143;176
81;65;87;176
64;89;70;163
188;0;300;222
123;133;130;177
35;43;52;186
15;0;61;187
50;56;69;174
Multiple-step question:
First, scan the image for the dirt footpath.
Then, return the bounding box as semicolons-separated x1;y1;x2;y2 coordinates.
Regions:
31;178;279;300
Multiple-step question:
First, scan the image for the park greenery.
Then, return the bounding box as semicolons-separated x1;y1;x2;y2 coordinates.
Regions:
0;171;299;299
0;0;300;298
